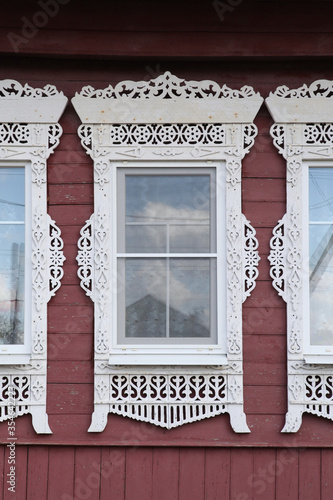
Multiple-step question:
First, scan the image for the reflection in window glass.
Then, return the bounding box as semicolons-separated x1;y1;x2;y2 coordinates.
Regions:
309;168;333;346
123;175;214;253
0;168;25;344
117;170;216;344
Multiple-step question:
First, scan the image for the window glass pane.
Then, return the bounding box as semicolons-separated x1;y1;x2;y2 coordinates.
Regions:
309;167;333;346
126;224;166;253
0;225;25;344
118;257;216;342
169;224;210;253
122;258;167;338
169;258;213;338
0;167;25;221
125;174;213;253
309;167;333;222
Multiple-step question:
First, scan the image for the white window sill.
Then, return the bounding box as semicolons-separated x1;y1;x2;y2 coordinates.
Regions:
0;354;31;365
108;353;228;366
304;355;333;365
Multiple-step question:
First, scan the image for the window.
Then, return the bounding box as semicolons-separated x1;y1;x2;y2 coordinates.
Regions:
0;80;67;433
112;163;225;364
307;164;333;355
0;164;31;359
74;72;262;431
267;80;333;432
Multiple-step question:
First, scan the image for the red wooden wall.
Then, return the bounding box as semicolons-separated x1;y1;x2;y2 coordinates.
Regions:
1;445;333;500
0;0;333;498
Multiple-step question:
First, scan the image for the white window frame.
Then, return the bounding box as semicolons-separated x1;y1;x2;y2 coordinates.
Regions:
111;161;226;365
0;80;67;433
267;79;333;431
74;72;262;432
0;161;32;360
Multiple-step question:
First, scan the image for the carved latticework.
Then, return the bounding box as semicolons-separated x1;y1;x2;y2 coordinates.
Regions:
267;80;333;432
0;81;67;433
74;73;262;432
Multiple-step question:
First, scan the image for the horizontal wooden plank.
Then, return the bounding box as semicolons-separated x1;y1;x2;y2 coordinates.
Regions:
47;383;94;414
48;163;93;184
244;362;287;386
48;333;93;360
2;412;333;447
48;305;93;334
242;178;286;202
48;183;93;205
48;361;93;384
243;307;286;335
243;201;286;227
243;151;286;179
244;334;286;363
48;205;93;226
3;1;333;33
245;386;287;415
2;30;333;58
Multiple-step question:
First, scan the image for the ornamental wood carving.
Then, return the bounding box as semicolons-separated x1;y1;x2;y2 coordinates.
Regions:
0;81;67;434
267;80;333;432
74;73;262;432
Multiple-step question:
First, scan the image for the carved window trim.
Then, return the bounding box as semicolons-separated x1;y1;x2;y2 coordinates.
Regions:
0;80;67;433
267;79;333;432
73;72;262;432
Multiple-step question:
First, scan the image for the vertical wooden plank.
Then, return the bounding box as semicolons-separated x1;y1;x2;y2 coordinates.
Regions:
205;448;230;500
252;449;276;499
299;449;321;500
74;447;101;500
100;447;126;500
322;448;333;500
276;448;299;500
230;448;253;500
152;448;179;500
4;445;27;500
125;448;153;500
27;446;49;500
0;445;5;499
179;448;205;500
48;446;75;500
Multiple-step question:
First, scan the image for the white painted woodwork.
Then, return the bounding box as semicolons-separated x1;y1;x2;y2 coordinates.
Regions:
267;80;333;432
0;80;67;433
74;72;262;432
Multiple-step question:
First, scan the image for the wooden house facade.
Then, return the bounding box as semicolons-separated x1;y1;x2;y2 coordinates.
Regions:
0;0;333;498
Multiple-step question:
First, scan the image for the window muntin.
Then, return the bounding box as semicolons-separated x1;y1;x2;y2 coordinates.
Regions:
308;166;333;348
117;167;217;346
0;163;31;354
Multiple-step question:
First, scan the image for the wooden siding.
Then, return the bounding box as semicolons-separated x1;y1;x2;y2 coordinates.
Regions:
0;445;333;499
0;58;332;447
0;0;333;497
1;0;333;58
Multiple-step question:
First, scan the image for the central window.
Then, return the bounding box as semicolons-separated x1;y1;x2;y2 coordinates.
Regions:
110;162;226;365
308;165;333;351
